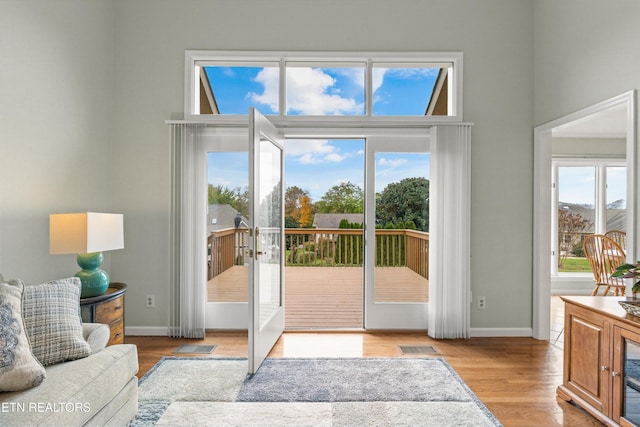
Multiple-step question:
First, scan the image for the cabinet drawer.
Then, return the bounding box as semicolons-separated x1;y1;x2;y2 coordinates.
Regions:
96;296;124;324
108;319;124;345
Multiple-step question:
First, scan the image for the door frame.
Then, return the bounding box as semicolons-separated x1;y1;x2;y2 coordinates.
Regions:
532;91;637;340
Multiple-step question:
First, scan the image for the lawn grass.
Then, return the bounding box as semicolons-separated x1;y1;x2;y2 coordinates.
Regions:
559;257;591;273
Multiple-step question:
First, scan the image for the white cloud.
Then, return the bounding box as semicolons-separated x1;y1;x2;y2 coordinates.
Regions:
325;152;346;162
249;67;363;115
285;139;347;164
249;67;279;112
287;68;361;115
372;68;386;94
378;157;408;168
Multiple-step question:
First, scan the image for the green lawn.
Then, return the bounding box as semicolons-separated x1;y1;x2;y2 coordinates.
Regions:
559;257;591;273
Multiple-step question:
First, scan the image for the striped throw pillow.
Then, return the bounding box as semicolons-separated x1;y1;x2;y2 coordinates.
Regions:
22;278;91;366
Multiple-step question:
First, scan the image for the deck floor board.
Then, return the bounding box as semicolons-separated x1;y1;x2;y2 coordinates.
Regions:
208;265;428;329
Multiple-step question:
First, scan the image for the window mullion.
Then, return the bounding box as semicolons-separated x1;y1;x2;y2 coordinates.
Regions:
279;59;286;116
366;59;373;117
596;165;607;233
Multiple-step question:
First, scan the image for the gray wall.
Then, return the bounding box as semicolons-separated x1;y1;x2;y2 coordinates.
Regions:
1;1;116;282
535;0;640;298
534;0;640;125
0;0;565;332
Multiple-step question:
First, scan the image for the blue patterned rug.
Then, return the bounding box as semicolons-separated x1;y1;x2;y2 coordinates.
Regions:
131;357;502;426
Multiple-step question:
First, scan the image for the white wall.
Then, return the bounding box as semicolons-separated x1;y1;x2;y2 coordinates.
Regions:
0;1;115;282
2;0;536;332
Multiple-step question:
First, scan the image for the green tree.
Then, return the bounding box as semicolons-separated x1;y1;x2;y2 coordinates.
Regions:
316;181;364;213
376;177;429;232
208;185;248;217
557;209;591;268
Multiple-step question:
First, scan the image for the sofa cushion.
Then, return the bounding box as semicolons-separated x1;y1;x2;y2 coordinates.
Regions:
22;278;91;366
0;280;46;391
0;344;139;427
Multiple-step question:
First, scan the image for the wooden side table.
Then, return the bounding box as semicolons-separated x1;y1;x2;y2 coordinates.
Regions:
80;282;127;345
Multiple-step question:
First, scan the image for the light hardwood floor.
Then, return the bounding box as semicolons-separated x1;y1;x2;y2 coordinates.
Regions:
128;299;603;427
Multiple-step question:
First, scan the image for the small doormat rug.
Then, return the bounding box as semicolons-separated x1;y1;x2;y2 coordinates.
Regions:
131;357;502;426
173;344;217;354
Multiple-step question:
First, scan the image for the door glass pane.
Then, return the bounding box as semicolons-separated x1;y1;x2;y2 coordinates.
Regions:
207;151;249;303
607;166;626;233
284;139;365;329
624;339;640;424
285;63;365;116
258;139;282;325
557;167;595;273
374;152;430;303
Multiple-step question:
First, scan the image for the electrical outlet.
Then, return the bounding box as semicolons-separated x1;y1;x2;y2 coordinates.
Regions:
146;294;155;308
477;296;486;309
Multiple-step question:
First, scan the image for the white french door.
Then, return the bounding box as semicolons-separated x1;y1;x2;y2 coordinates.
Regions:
364;136;430;329
205;127;430;339
248;108;285;374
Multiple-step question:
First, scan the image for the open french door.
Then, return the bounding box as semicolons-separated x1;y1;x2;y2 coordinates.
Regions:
248;108;285;374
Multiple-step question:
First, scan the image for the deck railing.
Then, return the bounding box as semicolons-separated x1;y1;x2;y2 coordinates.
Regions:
208;227;429;281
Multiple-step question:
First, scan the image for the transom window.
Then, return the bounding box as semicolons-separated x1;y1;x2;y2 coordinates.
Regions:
185;51;462;122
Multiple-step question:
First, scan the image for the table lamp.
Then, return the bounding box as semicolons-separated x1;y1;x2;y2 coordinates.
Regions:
50;212;124;298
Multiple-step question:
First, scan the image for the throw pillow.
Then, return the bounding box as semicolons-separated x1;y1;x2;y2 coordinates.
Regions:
0;279;46;391
22;277;91;366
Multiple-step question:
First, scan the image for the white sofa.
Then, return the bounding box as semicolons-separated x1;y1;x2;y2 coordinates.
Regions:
0;276;138;427
0;324;138;426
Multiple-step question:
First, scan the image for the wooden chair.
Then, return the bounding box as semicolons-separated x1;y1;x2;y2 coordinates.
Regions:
604;229;626;252
583;234;626;296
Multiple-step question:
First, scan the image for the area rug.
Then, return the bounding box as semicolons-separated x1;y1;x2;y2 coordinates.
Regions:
131;357;502;427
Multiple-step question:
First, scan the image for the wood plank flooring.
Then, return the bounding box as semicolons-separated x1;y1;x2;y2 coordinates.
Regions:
128;325;602;426
208;265;428;329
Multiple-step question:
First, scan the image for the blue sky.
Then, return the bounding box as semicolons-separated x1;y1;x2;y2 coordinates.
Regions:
205;65;434;202
558;166;626;207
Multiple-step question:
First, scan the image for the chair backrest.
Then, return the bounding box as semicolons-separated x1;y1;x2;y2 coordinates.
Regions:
583;234;626;286
604;229;627;252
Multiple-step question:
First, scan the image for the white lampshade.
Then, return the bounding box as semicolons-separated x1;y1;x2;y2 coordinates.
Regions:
50;212;124;254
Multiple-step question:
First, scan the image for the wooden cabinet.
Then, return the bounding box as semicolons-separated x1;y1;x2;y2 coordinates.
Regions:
558;296;640;426
80;283;126;346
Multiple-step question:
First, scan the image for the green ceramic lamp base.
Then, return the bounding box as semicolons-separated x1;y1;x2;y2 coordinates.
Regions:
75;252;110;298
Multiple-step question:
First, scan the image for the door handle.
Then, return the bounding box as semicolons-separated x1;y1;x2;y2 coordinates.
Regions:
254;227;263;259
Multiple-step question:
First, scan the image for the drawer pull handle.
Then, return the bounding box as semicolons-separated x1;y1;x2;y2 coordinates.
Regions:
601;365;609;371
612;371;620;377
114;305;122;311
115;332;122;337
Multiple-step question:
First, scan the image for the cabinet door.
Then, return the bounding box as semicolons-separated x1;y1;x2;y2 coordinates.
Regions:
613;327;640;426
565;304;611;415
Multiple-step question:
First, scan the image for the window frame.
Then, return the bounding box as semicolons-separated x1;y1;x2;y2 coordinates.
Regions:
184;51;463;125
551;157;627;276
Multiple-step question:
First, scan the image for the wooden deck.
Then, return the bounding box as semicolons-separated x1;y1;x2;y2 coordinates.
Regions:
208;265;428;329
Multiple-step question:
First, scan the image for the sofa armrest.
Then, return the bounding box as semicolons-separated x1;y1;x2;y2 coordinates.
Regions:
82;323;110;353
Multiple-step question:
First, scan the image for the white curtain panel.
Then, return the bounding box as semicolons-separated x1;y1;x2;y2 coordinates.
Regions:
169;123;208;338
428;124;472;339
